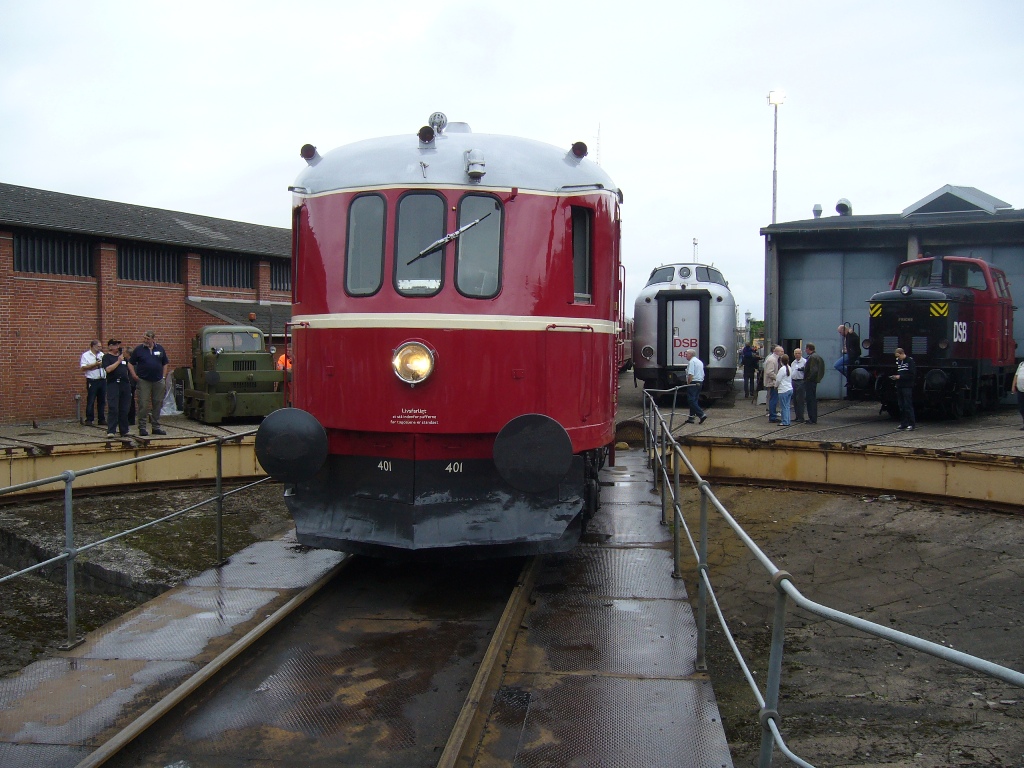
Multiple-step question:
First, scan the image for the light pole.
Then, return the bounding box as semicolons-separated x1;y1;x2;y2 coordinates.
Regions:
767;90;786;224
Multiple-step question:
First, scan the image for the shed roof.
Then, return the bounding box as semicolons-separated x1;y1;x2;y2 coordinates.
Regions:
187;299;291;337
762;185;1022;236
0;182;290;258
902;185;1011;216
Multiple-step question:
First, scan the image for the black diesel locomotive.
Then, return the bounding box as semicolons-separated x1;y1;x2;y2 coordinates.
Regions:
848;254;1016;418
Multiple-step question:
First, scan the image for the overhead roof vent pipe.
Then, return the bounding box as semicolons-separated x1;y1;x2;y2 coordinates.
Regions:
812;204;822;218
836;198;853;216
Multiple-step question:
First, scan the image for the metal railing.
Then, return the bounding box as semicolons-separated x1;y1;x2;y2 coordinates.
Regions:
642;389;1024;768
0;431;270;649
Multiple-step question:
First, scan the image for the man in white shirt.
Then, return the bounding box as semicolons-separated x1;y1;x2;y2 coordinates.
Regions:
683;349;707;425
79;339;106;426
791;347;808;423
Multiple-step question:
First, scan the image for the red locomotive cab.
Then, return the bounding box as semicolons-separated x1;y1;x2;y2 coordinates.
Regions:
256;114;624;556
855;254;1015;418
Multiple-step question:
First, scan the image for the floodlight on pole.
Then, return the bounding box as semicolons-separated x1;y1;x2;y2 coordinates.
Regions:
767;90;786;224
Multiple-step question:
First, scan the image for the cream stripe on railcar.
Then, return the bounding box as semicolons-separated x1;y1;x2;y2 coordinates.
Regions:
292;313;619;334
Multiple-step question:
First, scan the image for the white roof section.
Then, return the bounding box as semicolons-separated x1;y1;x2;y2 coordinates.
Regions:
292;124;620;198
902;185;1011;217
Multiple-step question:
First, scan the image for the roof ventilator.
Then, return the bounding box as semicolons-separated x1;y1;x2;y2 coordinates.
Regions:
465;149;486;180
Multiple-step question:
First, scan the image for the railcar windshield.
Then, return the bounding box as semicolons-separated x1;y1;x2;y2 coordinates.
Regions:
893;261;931;289
646;266;676;286
395;193;446;296
455;195;502;298
346;194;385;296
894;259;989;291
696;266;727;286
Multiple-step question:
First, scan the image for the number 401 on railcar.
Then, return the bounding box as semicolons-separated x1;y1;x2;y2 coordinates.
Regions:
255;113;626;557
848;254;1015;418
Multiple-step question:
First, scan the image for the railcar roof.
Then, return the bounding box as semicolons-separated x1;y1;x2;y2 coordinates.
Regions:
293;128;620;197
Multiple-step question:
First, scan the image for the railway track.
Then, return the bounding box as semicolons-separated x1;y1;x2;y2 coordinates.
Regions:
86;555;535;768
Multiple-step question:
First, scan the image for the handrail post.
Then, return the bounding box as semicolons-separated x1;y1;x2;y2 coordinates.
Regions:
215;439;225;564
659;428;670;524
672;445;684;578
759;570;792;768
60;470;80;649
695;481;710;671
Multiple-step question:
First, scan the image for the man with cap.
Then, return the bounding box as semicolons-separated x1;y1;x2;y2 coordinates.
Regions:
128;331;170;436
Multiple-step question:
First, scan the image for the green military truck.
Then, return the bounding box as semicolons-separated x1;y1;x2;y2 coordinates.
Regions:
173;325;285;424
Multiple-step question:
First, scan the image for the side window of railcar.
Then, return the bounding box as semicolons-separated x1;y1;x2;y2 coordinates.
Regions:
455;195;502;298
994;271;1010;298
966;264;988;291
571;206;593;303
395;193;446;296
346;194;385;296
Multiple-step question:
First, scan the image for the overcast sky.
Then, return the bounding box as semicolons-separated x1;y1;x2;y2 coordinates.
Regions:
3;1;1022;322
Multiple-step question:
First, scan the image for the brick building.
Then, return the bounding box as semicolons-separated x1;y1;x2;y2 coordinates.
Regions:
0;183;291;425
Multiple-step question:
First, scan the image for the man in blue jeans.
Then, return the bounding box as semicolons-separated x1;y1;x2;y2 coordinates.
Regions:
682;349;707;425
128;331;170;437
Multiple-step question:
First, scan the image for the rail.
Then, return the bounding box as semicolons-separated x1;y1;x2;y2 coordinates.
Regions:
642;388;1024;768
0;430;268;649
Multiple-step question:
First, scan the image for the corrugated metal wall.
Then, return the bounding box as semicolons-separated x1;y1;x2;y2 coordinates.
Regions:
778;249;900;398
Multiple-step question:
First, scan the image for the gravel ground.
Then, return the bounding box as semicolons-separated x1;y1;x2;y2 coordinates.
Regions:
671;482;1024;768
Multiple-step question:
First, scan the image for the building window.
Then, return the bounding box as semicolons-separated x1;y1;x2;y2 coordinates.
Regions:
395;192;445;297
571;206;592;303
202;253;253;288
346;194;385;296
270;258;291;291
118;243;181;283
13;230;93;276
455;194;502;298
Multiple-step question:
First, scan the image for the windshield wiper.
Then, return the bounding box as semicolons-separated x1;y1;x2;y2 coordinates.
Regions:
407;212;492;266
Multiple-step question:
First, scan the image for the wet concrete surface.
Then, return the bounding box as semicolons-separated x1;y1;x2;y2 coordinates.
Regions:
103;556;523;768
469;453;734;768
0;529;344;768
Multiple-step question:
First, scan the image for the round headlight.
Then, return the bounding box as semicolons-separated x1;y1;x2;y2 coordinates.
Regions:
900;285;912;296
392;342;435;385
641;345;655;360
713;345;726;360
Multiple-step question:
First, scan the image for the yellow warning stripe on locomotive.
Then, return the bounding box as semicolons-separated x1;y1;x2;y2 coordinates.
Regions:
869;303;882;317
930;302;949;317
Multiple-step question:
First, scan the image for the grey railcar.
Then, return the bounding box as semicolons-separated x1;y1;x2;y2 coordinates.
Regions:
633;263;737;400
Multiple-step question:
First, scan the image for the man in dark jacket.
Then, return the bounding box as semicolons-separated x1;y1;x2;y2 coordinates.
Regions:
128;331;170;437
803;342;825;424
892;347;916;431
741;343;760;398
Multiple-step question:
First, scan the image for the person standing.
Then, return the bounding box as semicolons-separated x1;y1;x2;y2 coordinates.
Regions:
763;346;781;422
803;343;825;424
682;349;707;425
776;354;793;426
833;324;860;379
79;339;106;427
741;343;760;399
1011;358;1024;430
892;347;916;431
129;331;170;436
791;347;807;423
102;340;132;437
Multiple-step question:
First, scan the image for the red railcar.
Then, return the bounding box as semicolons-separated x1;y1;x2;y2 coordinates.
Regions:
849;254;1015;417
256;113;624;556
